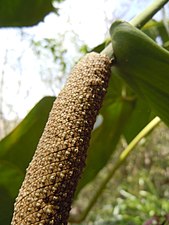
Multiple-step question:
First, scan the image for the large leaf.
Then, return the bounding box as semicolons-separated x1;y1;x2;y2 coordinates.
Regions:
0;161;23;198
91;39;111;53
0;96;55;196
0;162;23;225
110;21;169;127
142;20;169;43
106;20;169;143
0;96;55;225
0;187;14;225
123;98;154;143
0;0;55;27
0;96;55;171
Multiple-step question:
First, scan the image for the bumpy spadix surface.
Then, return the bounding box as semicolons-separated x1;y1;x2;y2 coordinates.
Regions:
11;52;112;225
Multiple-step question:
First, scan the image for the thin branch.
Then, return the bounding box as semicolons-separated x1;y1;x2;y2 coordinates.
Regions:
130;0;169;28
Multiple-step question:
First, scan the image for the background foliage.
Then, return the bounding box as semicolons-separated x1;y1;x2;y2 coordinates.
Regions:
0;0;61;27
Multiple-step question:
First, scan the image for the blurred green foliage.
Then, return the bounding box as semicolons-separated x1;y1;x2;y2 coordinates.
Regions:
73;124;169;225
0;0;65;27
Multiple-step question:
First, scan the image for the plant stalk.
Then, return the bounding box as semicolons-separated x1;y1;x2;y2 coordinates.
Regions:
69;117;161;223
130;0;169;28
102;0;169;58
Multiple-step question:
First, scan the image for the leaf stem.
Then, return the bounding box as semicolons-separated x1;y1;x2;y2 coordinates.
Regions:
69;117;161;223
130;0;169;28
101;0;169;58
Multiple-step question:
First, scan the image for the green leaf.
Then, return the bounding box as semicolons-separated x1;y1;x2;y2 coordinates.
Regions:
123;98;154;143
0;187;14;225
91;39;111;53
110;21;169;127
155;22;169;44
142;20;169;43
0;0;55;27
0;161;23;198
0;96;55;224
0;96;55;172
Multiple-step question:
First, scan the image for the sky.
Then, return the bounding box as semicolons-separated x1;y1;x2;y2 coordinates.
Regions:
0;0;167;137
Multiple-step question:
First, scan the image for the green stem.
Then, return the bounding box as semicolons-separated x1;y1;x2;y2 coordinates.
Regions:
101;0;169;57
119;117;160;160
69;117;161;223
130;0;169;28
